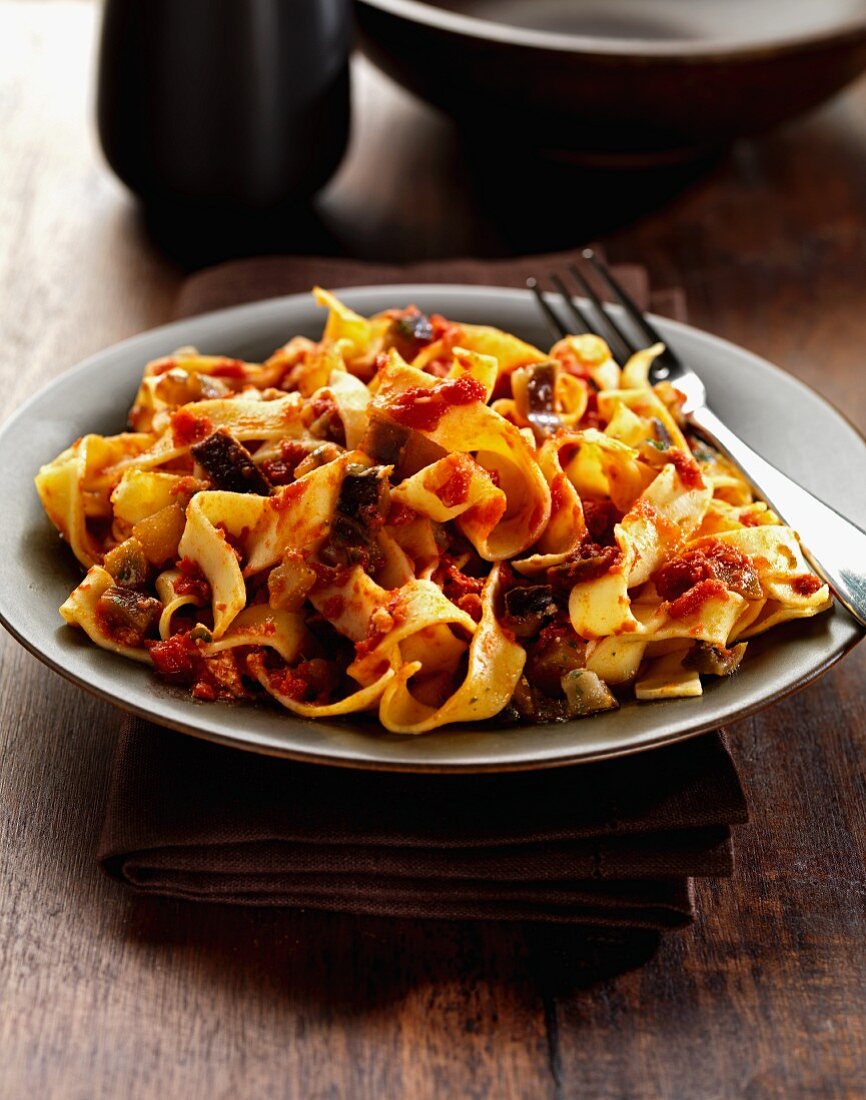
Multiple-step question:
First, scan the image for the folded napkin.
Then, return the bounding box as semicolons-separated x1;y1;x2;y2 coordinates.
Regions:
98;249;746;933
100;717;746;926
173;246;686;321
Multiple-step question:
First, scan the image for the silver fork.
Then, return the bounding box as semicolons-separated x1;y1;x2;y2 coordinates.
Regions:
528;250;866;628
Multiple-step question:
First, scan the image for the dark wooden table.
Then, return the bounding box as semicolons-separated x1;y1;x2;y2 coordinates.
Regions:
2;3;865;1097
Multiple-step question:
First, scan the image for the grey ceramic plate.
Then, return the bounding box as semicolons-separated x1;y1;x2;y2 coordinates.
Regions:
0;286;862;771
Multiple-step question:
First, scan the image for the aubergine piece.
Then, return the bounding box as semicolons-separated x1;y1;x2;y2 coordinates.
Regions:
393;308;434;344
95;586;162;646
309;400;347;447
546;543;622;588
102;537;149;588
388;308;435;360
361;409;446;480
293;441;344;479
683;641;747;676
191;428;272;495
268;552;317;611
398;432;448;479
361;410;411;466
561;669;619;717
320;464;390;569
510;676;538;720
525;627;587;696
512;361;563;441
511;675;570;723
502;584;559;638
652;417;673;448
131;504;187;567
338;463;389;522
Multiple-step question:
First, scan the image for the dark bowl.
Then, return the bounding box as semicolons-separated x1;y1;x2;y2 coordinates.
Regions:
355;0;866;163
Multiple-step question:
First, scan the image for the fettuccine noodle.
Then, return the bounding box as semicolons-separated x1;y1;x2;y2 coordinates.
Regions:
36;290;831;731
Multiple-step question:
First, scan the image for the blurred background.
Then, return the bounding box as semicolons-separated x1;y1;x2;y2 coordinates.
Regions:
9;0;866;268
5;2;866;299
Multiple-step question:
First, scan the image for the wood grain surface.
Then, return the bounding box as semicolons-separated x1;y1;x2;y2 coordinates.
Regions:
1;3;865;1098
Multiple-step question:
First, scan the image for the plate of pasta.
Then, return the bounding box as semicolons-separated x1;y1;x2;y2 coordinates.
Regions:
0;285;863;770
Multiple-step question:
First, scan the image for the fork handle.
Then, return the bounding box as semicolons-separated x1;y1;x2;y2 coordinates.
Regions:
688;404;866;629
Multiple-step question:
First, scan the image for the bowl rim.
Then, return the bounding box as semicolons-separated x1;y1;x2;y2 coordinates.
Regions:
357;0;866;60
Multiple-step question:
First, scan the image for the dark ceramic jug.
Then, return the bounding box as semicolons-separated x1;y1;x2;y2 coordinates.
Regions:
96;0;351;213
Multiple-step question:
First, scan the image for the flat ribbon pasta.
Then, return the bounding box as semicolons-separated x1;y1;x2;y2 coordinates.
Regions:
251;651;396;718
60;566;151;663
245;451;367;575
177;490;267;639
373;355;551;560
37;433;152;566
39;288;831;731
378;566;526;733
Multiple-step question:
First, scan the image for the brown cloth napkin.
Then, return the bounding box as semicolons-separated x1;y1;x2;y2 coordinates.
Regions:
174;247;686;322
100;718;746;926
98;248;746;930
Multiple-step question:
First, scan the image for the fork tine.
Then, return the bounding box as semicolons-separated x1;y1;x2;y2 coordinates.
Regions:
526;277;568;340
547;273;596;339
565;263;638;364
582;247;667;349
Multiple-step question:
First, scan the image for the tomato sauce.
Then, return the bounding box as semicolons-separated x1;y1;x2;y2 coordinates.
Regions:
430;314;460;342
546;542;622;588
439;560;485;608
271;479;308;511
171;408;214;447
169;475;205;502
435;463;473;508
309;560;353;589
268;667;310;701
149;631;200;681
582;500;621;545
354;595;408;659
150;640;251;700
261;440;309;486
309;393;346;446
654;540;759;602
667;578;729;619
150;358;177;377
310;393;338;421
386;502;417;527
384;376;486;431
174;558;212;602
578;392;604;430
792;574;823;596
528;499;546;530
321;595;346;620
466;494;506;531
215;524;247;563
549;473;571;513
456;593;483;622
209;359;247;378
667;448;705;490
553;347;593;382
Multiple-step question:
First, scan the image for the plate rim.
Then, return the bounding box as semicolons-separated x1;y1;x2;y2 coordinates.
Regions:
0;600;859;773
1;282;863;772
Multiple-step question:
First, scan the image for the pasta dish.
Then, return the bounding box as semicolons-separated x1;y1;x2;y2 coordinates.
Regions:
35;290;831;732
